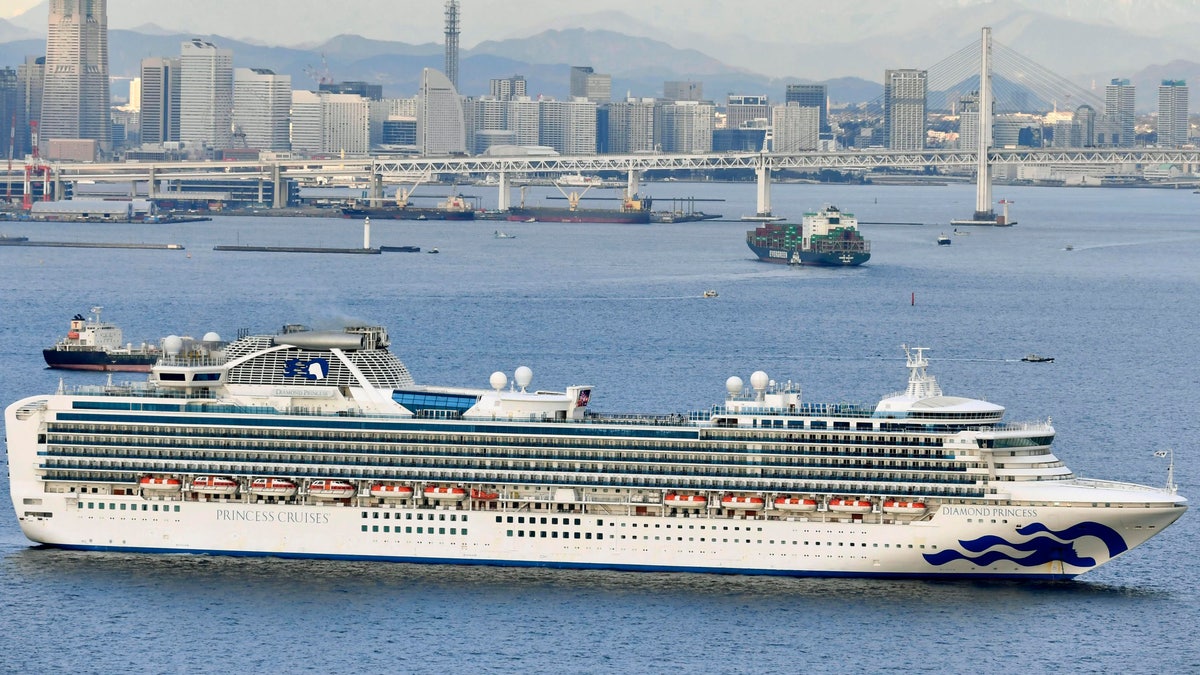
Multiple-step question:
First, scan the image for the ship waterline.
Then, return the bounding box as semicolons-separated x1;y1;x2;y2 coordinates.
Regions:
5;325;1185;580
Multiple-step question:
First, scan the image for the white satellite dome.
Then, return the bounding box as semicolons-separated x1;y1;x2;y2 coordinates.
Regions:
725;376;744;396
162;335;184;355
514;366;533;391
202;332;221;343
489;371;508;391
750;370;770;392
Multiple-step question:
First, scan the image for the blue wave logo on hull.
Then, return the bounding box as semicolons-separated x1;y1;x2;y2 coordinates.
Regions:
924;522;1128;568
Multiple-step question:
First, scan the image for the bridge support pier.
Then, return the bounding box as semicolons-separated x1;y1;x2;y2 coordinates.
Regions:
148;166;156;200
368;167;384;206
627;169;640;198
497;172;510;211
271;163;286;209
754;157;772;217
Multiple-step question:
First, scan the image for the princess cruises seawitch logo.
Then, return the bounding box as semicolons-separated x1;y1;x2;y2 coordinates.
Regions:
923;522;1128;568
283;357;329;380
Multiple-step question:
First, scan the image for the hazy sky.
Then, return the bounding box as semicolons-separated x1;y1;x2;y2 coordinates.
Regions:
6;0;1200;48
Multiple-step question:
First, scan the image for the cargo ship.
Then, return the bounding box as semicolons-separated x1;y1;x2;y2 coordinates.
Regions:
342;194;475;221
42;307;160;372
5;324;1186;579
746;205;870;266
507;192;652;224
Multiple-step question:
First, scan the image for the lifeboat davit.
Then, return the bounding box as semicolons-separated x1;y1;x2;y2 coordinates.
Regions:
828;498;873;514
249;477;298;497
774;496;818;512
470;488;500;500
191;475;238;495
721;495;765;510
424;486;468;501
370;484;414;499
308;479;357;499
664;493;707;508
883;500;927;515
139;476;182;491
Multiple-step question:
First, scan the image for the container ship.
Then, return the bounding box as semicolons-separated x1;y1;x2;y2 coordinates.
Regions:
342;194;475;221
6;323;1185;579
746;205;870;266
42;307;160;372
507;192;652;224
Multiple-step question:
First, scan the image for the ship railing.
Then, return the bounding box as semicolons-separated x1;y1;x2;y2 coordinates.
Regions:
158;354;228;367
1068;477;1177;494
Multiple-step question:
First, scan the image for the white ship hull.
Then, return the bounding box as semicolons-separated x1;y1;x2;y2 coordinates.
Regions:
5;327;1187;581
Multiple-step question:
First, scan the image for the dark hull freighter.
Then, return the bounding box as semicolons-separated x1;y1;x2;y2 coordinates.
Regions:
341;207;475;221
43;308;159;372
746;205;871;266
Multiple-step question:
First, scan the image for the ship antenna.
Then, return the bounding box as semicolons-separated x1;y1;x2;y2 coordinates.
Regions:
1156;448;1178;494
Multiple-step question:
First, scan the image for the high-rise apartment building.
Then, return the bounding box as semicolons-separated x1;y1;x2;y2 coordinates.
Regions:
506;97;540;146
726;95;769;130
1105;78;1135;148
139;57;180;146
16;56;45;157
465;96;509;154
771;102;819;152
41;0;111;151
657;100;714;153
605;98;656;154
289;90;323;155
1157;79;1189;148
321;93;369;156
490;75;526;101
179;39;233;151
1074;104;1096;147
539;98;597;154
233;68;291;150
784;84;828;133
664;81;703;102
570;66;611;104
957;92;979;151
417;68;466;155
883;69;927;150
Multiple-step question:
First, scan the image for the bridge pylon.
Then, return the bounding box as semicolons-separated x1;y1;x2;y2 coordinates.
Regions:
951;26;1012;227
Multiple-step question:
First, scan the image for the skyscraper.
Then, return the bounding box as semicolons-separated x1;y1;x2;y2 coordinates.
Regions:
139;57;180;146
41;0;111;151
16;56;45;157
883;69;927;150
657;100;714;153
444;1;460;92
570;66;611;104
1157;79;1189;148
538;98;596;154
784;84;828;133
180;39;233;151
605;98;655;154
663;81;703;102
233;68;291;151
417;68;466;156
1105;78;1135;148
771;102;819;152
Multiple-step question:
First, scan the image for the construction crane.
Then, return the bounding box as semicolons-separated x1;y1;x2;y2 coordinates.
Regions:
5;113;13;204
303;53;332;86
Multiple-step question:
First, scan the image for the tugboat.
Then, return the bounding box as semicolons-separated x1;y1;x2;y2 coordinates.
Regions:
42;307;160;372
745;205;870;266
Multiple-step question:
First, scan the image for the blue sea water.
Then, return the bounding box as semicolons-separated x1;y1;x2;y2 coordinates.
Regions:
1;181;1197;673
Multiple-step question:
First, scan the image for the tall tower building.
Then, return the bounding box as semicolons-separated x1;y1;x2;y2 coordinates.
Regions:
180;39;233;151
233;68;291;150
139;57;180;146
41;0;111;151
570;66;611;104
663;81;703;102
1157;79;1188;148
444;1;460;92
417;68;466;156
771;102;819;152
1105;78;1135;148
289;90;323;155
16;56;45;157
784;84;828;133
0;68;17;161
883;69;927;150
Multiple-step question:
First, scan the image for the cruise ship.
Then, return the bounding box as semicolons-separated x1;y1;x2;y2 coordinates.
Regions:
4;324;1186;580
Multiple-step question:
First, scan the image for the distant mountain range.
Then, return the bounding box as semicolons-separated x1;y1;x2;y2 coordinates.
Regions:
2;15;1198;111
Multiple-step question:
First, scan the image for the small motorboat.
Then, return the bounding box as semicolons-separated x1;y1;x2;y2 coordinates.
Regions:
1021;354;1054;363
937;233;952;246
493;230;516;239
427;247;439;254
703;290;718;298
